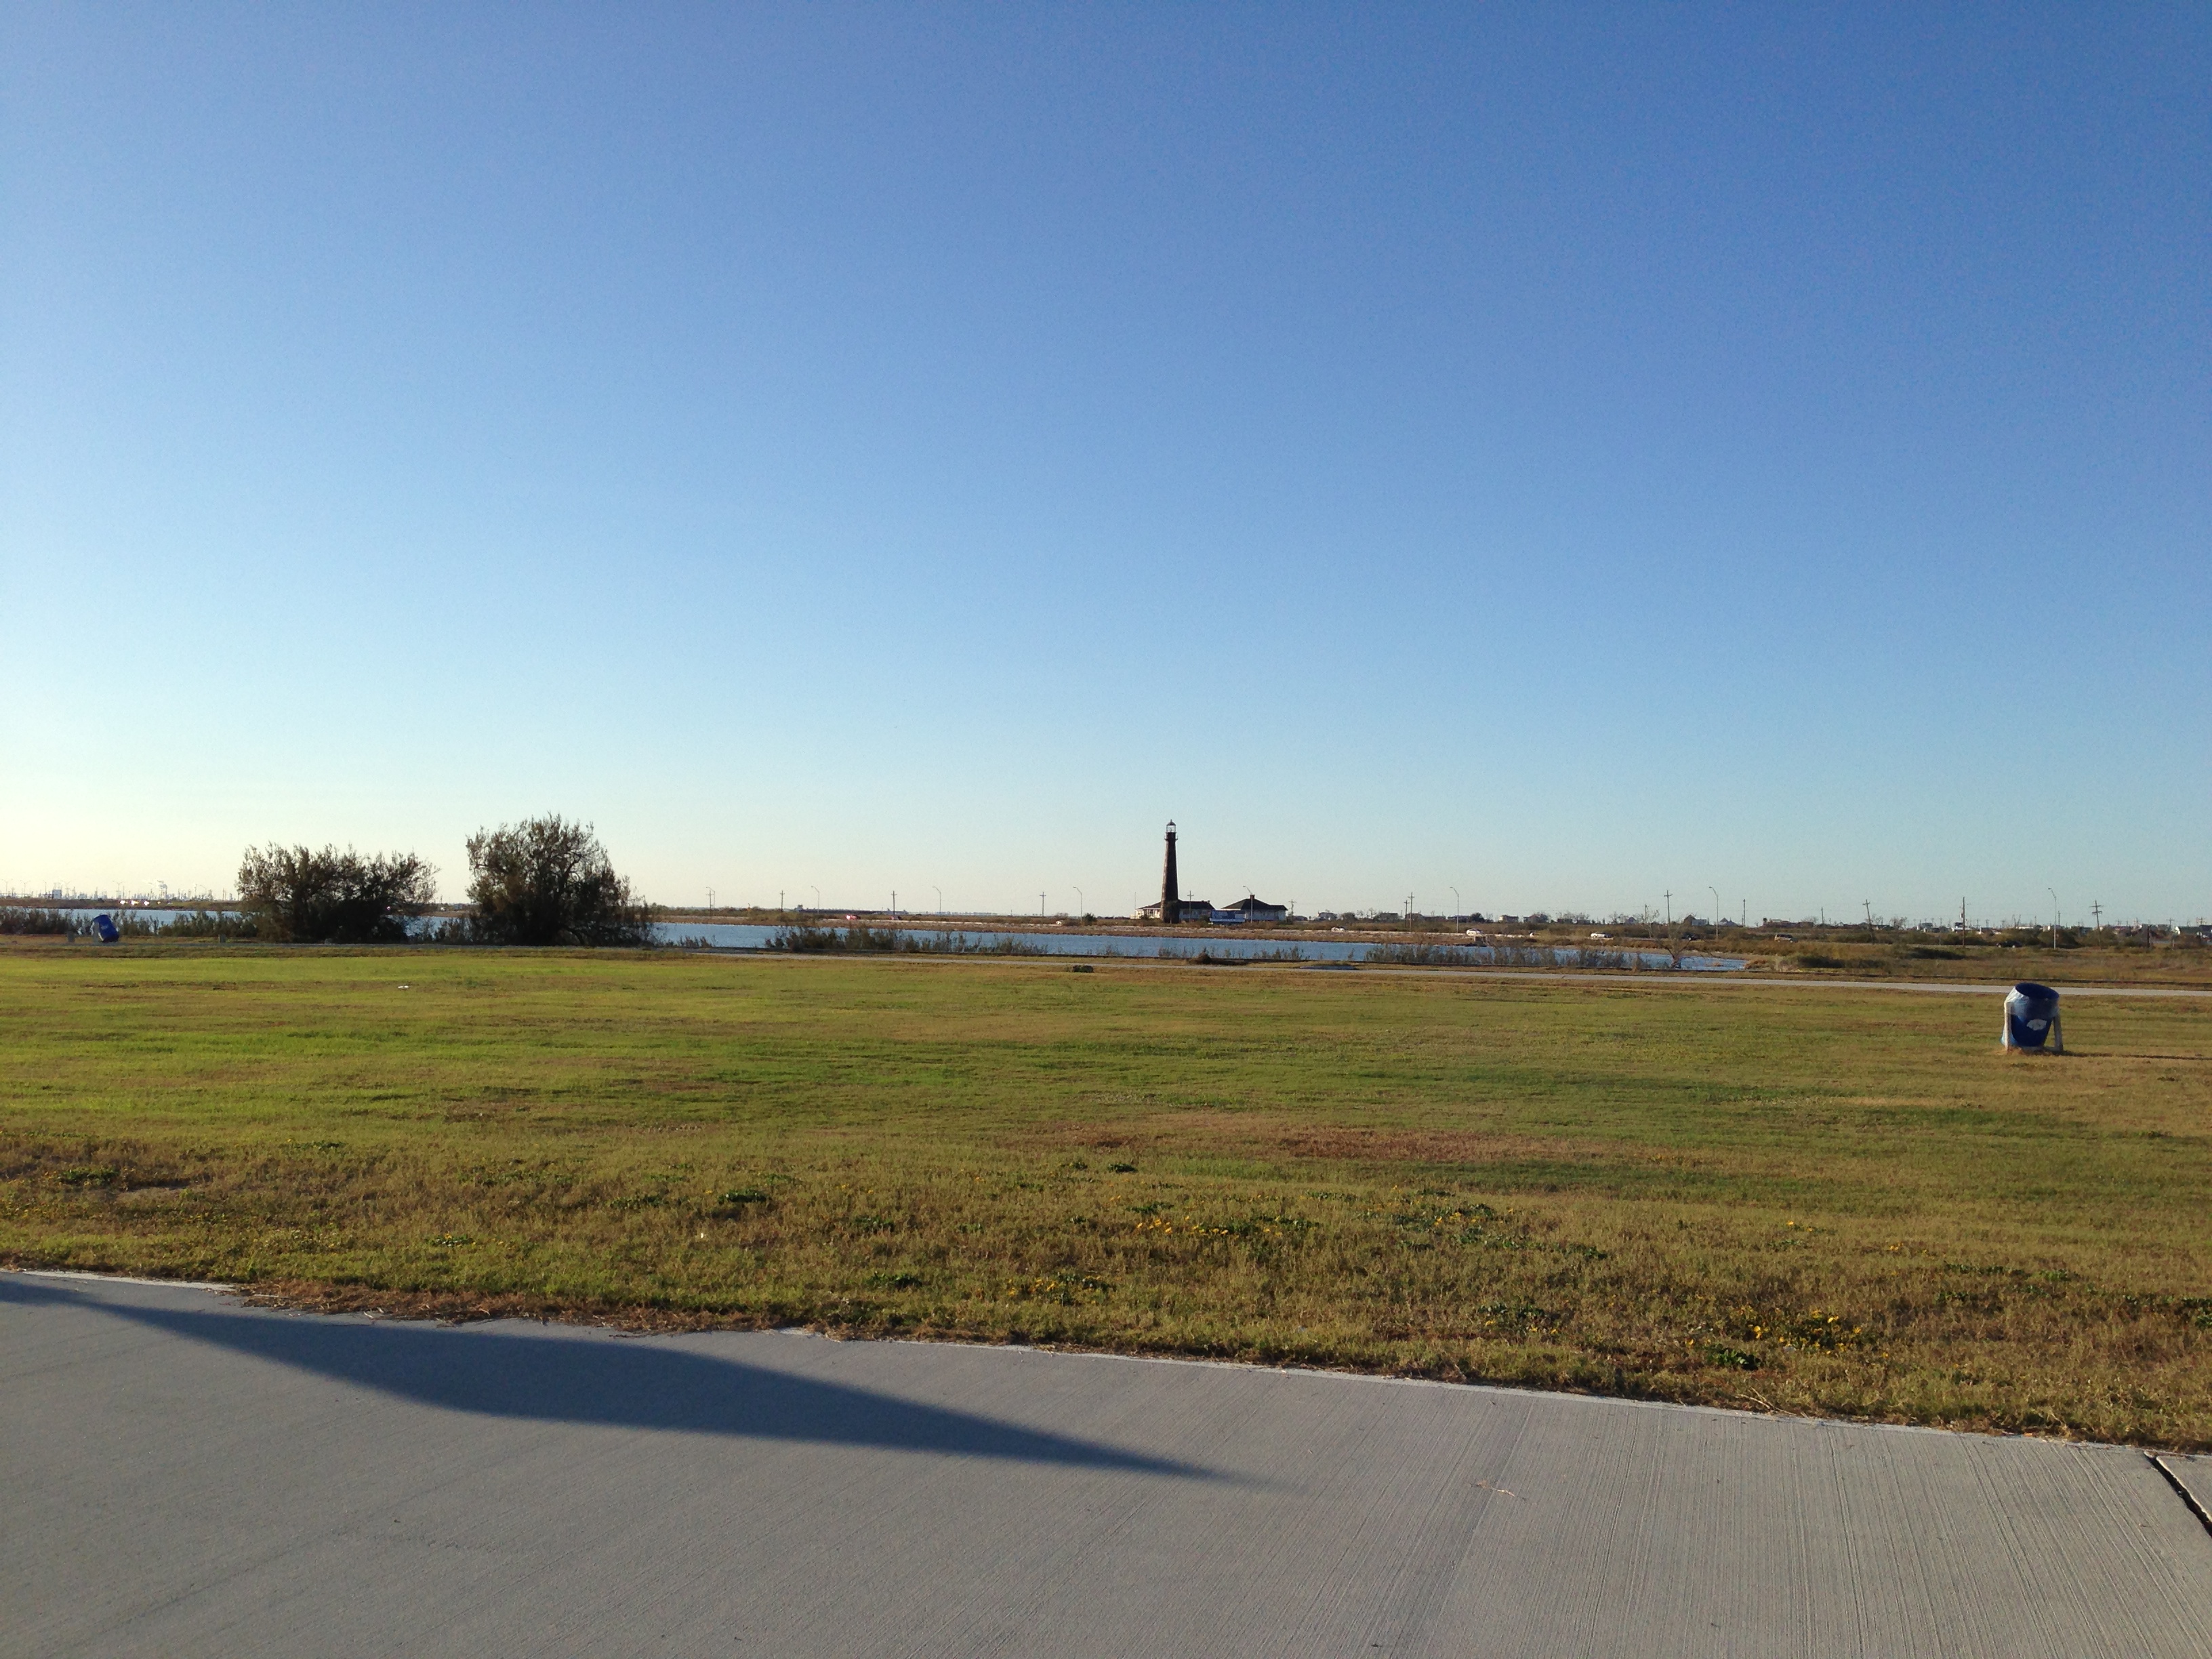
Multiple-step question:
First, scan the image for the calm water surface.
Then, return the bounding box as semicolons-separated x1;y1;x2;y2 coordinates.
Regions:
32;908;1744;970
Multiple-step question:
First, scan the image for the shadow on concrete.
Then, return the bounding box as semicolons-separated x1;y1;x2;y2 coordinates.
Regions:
1;1274;1215;1479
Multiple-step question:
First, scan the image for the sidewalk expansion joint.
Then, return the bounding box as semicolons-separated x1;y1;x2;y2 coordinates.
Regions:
2148;1454;2212;1542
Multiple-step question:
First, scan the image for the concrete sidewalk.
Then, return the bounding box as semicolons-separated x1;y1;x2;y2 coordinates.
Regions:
5;1271;2208;1658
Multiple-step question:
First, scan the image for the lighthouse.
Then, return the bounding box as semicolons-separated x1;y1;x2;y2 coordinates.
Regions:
1160;822;1180;926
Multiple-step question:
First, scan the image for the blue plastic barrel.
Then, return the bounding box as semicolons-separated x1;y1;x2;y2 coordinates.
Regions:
92;914;121;943
2002;981;2061;1052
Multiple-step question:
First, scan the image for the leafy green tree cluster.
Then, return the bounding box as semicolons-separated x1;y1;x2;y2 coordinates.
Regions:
236;846;436;943
464;815;654;947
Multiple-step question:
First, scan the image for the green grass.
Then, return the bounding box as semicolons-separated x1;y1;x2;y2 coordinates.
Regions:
5;944;2211;1446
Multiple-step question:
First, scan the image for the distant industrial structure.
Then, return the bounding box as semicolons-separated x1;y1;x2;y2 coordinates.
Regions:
1139;822;1288;924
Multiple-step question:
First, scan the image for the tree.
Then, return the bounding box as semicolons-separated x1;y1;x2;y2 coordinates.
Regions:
237;845;436;943
465;815;655;947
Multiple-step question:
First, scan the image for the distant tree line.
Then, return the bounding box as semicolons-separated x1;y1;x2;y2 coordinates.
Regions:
230;815;654;947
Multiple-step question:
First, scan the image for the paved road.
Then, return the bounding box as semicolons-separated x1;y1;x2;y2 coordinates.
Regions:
6;1271;2209;1658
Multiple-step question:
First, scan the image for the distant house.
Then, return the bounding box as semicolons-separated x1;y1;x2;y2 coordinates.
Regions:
1138;898;1214;922
1211;895;1290;924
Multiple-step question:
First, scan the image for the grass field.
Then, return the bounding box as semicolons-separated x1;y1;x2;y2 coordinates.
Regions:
4;944;2210;1447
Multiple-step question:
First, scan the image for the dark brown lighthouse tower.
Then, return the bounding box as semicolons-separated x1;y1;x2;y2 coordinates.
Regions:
1160;821;1180;926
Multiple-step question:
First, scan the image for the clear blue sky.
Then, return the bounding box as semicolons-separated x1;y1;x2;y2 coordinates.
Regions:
4;4;2205;923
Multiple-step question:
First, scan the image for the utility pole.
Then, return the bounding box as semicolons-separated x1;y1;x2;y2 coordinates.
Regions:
891;890;897;920
1663;891;1672;926
2048;888;2061;948
1709;886;1721;935
1040;892;1046;916
707;887;714;912
1863;899;1872;927
1450;886;1461;920
2091;901;2102;930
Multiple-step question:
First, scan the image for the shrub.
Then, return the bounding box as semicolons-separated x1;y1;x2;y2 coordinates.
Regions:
0;907;75;935
1366;941;1650;971
464;815;653;947
158;908;259;940
237;846;435;943
765;926;1044;957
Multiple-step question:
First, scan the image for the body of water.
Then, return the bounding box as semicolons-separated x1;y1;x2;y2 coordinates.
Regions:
20;907;1744;970
661;921;1744;970
35;906;243;928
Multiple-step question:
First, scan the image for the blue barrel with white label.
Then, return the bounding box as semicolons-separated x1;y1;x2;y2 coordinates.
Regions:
2002;981;2061;1052
93;914;121;944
